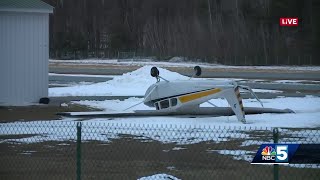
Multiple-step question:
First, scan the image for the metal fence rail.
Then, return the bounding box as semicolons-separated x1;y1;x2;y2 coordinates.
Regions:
0;121;319;180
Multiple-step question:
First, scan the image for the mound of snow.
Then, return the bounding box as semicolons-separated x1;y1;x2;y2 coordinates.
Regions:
168;56;185;62
49;66;188;97
138;174;180;180
106;65;188;88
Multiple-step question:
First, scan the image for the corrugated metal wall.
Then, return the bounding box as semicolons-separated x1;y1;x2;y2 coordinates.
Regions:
0;12;49;106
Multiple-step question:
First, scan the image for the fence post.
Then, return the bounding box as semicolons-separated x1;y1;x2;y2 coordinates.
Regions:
76;122;82;180
273;128;279;180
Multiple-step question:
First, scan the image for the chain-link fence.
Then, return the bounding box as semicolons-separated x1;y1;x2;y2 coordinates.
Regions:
0;121;319;180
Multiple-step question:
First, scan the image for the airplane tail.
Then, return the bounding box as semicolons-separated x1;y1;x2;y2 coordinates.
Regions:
235;86;245;117
224;86;246;123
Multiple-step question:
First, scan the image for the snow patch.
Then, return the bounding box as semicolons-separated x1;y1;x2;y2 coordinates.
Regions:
137;173;180;180
209;150;255;162
251;89;283;93
49;73;116;78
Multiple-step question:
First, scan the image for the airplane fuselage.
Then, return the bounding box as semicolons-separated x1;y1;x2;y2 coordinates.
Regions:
144;80;235;109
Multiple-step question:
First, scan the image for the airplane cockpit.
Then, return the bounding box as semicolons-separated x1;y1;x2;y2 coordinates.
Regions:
154;98;178;110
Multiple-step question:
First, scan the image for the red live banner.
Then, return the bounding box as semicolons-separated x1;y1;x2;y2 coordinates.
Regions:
280;18;298;26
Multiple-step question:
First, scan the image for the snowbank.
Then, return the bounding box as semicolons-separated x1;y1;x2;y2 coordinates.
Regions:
49;66;189;97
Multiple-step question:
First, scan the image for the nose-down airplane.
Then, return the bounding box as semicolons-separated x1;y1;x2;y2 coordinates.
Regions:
59;66;294;123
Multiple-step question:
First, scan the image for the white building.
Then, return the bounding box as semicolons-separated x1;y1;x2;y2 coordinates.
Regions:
0;0;53;106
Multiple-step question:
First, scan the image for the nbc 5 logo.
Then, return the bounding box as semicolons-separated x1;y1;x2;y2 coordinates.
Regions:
275;145;288;162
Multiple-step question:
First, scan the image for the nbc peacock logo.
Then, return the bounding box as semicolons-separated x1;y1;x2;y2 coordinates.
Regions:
261;146;276;160
261;146;276;156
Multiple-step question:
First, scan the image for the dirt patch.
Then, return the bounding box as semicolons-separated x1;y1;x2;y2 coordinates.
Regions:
0;104;98;123
0;135;319;180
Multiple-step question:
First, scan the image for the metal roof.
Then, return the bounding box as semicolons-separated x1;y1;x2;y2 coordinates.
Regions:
0;0;53;13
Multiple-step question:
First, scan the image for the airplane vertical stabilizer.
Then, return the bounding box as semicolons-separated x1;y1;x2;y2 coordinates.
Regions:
224;86;246;123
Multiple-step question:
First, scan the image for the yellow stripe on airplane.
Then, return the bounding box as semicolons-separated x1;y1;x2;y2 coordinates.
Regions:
179;88;221;103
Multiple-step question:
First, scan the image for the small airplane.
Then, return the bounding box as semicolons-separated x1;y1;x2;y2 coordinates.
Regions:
59;66;294;122
142;66;264;123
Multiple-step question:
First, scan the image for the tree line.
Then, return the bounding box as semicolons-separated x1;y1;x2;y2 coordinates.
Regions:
44;0;320;65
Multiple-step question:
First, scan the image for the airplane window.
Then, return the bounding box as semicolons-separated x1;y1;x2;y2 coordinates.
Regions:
171;98;177;106
160;100;169;109
155;102;159;110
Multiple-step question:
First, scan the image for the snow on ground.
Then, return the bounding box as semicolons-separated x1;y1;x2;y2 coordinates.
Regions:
247;89;283;93
49;58;320;71
49;66;189;96
76;97;154;111
273;80;320;85
75;96;320;128
208;150;256;162
137;174;180;180
1;114;318;168
2;95;320;145
1;96;319;168
49;73;117;78
50;82;95;87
